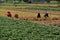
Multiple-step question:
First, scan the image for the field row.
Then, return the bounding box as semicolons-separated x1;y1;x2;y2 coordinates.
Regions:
0;8;60;27
0;5;60;11
0;3;58;6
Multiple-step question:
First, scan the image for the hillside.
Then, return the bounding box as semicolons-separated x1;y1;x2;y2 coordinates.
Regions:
0;17;60;40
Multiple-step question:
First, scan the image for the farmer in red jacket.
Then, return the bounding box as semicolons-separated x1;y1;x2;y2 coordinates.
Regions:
7;11;12;17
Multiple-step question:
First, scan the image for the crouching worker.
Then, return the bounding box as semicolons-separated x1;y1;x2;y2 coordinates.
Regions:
37;13;41;18
44;12;49;18
14;14;19;19
7;11;12;17
36;13;41;21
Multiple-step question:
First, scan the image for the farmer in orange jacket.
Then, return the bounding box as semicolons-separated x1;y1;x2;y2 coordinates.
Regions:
14;14;19;18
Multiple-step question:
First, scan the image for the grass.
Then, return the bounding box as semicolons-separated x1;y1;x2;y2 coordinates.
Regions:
0;16;60;40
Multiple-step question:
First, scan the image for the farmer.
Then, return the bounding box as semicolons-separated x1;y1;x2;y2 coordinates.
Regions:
14;14;19;18
44;12;49;18
37;13;41;18
7;11;12;17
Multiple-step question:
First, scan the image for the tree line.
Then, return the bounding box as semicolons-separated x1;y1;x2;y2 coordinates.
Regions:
0;0;60;3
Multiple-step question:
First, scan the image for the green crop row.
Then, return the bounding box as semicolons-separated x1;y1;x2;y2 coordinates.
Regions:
25;7;60;11
0;17;60;40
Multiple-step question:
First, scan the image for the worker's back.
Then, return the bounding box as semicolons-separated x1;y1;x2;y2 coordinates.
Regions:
37;13;41;18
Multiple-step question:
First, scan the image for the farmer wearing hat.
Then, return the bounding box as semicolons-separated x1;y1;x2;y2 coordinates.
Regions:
44;11;49;18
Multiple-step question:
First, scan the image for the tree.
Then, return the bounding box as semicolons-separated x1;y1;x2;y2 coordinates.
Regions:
23;0;28;2
28;1;32;3
0;0;5;3
45;0;51;3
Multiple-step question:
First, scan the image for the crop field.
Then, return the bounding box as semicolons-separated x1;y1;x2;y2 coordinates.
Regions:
0;5;60;27
0;3;58;6
0;3;60;40
0;4;60;11
0;16;60;40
